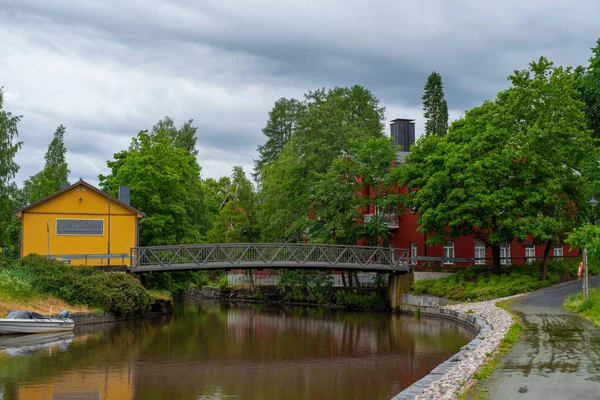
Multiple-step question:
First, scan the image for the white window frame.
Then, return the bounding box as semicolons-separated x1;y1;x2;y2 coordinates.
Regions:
553;244;563;261
474;242;486;265
525;244;535;263
443;241;455;264
500;243;511;265
410;242;418;265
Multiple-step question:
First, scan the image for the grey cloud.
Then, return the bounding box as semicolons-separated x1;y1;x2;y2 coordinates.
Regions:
2;0;600;186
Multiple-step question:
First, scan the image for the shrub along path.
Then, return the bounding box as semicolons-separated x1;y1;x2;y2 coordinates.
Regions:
473;277;600;400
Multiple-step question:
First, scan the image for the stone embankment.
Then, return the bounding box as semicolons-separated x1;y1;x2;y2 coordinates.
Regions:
394;297;515;400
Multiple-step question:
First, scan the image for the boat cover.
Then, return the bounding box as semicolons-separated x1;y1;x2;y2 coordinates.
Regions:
4;311;52;320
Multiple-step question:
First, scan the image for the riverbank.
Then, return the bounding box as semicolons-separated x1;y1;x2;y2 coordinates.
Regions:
392;296;515;400
185;285;388;310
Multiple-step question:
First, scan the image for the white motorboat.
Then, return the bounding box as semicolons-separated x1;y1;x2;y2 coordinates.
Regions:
0;310;75;334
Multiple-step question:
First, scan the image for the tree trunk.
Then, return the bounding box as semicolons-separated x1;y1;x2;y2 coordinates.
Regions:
540;241;552;281
491;245;502;275
341;271;347;289
249;270;255;291
353;272;362;295
348;271;353;290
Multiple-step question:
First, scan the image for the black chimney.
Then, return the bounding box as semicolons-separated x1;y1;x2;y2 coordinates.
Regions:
118;186;131;206
390;118;415;151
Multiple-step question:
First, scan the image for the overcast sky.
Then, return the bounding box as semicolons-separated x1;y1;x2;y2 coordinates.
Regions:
1;1;599;186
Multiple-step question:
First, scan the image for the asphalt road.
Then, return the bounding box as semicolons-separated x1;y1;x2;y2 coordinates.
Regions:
481;277;600;400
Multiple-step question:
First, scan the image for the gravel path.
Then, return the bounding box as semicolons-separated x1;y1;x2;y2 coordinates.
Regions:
414;297;516;400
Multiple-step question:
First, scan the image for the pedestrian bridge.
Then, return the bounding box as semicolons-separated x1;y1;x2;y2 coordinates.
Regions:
129;243;410;273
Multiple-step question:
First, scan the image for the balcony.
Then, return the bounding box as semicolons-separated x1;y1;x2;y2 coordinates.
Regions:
363;213;399;229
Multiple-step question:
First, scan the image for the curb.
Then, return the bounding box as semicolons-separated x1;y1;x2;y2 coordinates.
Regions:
391;307;490;400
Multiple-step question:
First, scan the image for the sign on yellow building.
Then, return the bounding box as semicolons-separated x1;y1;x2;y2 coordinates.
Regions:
13;180;144;267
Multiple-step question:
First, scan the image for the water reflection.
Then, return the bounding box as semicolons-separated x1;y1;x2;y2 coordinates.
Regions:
0;301;473;400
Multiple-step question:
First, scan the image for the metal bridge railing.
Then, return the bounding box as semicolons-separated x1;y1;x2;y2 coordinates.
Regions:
130;243;409;272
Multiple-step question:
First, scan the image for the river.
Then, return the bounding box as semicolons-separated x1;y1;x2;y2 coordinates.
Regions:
0;301;474;399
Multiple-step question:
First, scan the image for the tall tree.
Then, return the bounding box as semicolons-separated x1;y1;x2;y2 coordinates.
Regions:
422;71;449;137
253;98;304;180
99;127;207;246
258;85;385;242
203;176;232;231
0;87;23;246
576;39;600;138
151;116;199;156
207;166;259;243
403;58;594;275
22;124;70;204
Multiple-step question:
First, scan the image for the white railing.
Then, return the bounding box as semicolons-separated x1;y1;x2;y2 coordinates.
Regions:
227;273;380;288
363;213;399;229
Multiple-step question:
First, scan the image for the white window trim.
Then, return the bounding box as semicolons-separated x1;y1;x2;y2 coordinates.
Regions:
500;243;511;265
525;244;535;263
443;241;455;264
474;242;486;265
553;244;563;260
410;242;417;266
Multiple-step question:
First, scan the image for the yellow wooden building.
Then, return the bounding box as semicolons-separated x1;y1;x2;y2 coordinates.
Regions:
13;180;144;267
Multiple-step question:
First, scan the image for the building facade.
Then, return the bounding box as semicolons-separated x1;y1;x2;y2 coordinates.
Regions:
375;119;578;266
13;180;144;267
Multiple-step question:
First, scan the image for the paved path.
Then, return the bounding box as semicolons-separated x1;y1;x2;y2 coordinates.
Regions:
480;277;600;400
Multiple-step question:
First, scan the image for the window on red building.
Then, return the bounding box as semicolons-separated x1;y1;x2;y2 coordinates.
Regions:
443;241;454;264
410;242;417;265
474;242;486;265
525;244;535;263
553;244;563;261
500;243;511;265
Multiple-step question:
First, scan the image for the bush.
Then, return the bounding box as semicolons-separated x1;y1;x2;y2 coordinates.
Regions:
335;290;386;309
12;254;153;316
0;268;35;301
75;273;153;316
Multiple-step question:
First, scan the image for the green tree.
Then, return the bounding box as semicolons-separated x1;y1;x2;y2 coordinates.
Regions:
576;39;600;138
0;88;23;246
258;86;385;242
253;98;304;179
506;58;594;280
207;166;258;243
203;176;232;231
151;116;198;156
350;136;402;245
403;57;594;275
99;127;207;246
22;124;70;204
422;71;449;137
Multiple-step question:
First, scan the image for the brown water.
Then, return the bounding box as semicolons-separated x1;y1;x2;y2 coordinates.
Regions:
0;301;473;400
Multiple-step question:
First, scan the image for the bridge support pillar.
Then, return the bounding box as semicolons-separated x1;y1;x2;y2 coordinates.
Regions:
388;273;413;310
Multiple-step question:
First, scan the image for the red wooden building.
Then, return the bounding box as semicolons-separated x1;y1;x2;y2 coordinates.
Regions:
365;118;579;266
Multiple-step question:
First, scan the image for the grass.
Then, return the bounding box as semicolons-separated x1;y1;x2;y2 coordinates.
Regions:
148;289;172;300
0;297;91;318
564;286;600;325
457;299;524;400
410;259;584;302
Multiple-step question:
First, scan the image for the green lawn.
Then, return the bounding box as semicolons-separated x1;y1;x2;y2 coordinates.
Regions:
564;286;600;325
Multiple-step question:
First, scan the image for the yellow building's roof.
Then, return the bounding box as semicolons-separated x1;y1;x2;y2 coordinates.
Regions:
13;180;145;218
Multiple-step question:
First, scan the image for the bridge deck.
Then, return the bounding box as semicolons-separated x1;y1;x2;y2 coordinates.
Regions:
130;243;410;273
